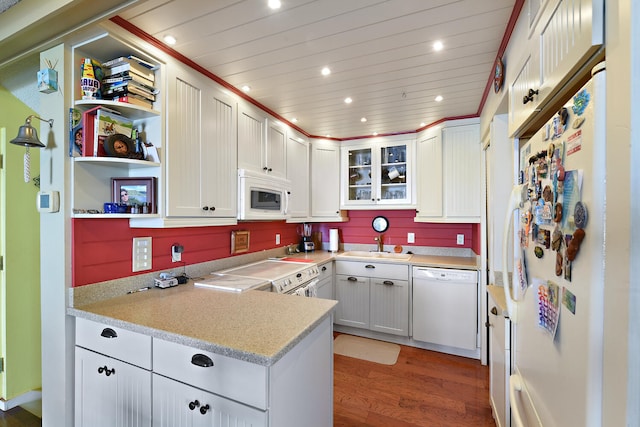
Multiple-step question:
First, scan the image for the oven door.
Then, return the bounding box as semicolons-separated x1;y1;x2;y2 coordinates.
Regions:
238;169;291;220
286;279;320;297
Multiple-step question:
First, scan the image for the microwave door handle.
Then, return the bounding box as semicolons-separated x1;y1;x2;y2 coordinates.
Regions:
285;190;290;214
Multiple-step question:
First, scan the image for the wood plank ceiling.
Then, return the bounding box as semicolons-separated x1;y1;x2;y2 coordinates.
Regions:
119;0;516;139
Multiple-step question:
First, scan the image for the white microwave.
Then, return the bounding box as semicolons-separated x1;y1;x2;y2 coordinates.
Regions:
238;169;291;220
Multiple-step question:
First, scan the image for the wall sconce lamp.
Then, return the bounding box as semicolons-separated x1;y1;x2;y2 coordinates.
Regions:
10;115;54;182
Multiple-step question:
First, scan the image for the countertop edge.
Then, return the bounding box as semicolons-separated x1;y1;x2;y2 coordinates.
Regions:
67;303;336;367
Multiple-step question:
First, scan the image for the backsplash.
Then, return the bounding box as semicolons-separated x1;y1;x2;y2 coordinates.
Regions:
72;210;479;287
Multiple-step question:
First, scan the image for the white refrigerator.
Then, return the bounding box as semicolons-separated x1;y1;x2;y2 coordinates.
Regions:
502;62;605;427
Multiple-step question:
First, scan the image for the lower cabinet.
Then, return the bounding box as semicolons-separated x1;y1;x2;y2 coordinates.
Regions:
75;348;152;427
153;374;266;427
316;261;334;300
75;316;333;427
334;261;409;336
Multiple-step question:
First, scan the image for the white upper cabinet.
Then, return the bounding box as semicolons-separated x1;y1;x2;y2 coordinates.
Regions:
340;137;415;209
509;0;604;136
163;62;237;221
415;121;481;223
310;139;347;221
286;129;310;220
238;102;287;179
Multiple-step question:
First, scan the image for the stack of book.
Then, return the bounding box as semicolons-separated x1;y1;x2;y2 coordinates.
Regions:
101;56;158;108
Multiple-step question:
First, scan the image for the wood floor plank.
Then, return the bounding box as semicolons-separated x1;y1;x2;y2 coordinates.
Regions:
334;334;495;427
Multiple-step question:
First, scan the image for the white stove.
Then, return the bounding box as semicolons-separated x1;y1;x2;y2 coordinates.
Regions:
195;259;320;294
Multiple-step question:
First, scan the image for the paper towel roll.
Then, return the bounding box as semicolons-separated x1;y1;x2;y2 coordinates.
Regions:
329;229;339;252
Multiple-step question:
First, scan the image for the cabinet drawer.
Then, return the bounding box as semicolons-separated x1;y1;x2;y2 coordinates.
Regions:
317;261;333;280
336;260;408;280
76;318;151;370
153;338;268;410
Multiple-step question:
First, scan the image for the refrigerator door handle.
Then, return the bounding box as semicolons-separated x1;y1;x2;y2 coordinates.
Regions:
509;374;525;427
502;184;527;322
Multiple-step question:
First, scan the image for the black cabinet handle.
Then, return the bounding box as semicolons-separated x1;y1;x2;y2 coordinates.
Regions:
321;266;327;272
209;206;215;211
523;88;539;104
202;206;209;211
268;168;273;172
100;328;117;339
191;354;214;367
365;264;375;269
263;166;268;171
347;276;358;282
200;404;210;415
188;400;200;410
98;366;115;376
383;280;394;286
491;306;498;316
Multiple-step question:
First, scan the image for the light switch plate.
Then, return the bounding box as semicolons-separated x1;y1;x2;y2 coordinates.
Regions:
133;237;152;272
407;232;415;244
457;234;465;245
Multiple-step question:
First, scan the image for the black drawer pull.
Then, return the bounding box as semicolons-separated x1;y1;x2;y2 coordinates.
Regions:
347;276;358;282
189;400;200;410
321;266;327;272
365;264;375;269
383;280;394;286
98;366;115;376
100;328;117;339
491;307;498;316
191;353;214;367
200;404;210;414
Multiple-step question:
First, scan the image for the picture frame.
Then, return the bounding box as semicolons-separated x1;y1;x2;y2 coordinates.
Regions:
231;230;250;254
111;177;157;214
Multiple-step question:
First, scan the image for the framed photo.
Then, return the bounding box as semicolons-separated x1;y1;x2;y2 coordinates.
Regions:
111;177;157;214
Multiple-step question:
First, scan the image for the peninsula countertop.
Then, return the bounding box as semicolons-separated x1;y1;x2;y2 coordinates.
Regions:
68;283;337;366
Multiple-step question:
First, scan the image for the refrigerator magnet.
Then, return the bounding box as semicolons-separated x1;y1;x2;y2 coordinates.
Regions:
562;287;577;314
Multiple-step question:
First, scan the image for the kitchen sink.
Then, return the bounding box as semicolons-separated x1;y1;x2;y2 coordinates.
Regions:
338;251;412;260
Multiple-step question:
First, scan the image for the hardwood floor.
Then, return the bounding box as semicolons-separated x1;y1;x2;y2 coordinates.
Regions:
334;336;495;427
0;406;41;427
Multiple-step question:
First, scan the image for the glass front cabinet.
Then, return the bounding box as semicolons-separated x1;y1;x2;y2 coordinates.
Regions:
340;139;414;208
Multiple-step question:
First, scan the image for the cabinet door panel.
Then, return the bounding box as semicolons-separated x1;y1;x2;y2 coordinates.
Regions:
153;374;267;427
443;125;481;219
335;275;369;329
370;279;409;336
416;135;443;217
266;119;287;178
286;131;309;218
75;347;151;427
238;103;267;173
311;141;341;218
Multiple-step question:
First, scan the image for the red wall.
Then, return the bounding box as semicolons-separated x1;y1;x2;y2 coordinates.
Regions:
72;211;479;287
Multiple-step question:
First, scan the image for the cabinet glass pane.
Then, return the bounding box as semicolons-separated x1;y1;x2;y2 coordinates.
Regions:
348;148;372;201
380;144;407;201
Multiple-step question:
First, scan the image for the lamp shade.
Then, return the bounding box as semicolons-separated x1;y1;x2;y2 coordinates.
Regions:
10;123;45;148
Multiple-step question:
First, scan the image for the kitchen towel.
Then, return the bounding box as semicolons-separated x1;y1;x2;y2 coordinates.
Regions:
329;229;339;252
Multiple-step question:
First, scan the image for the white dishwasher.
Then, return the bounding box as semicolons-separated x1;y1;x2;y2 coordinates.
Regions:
412;267;478;350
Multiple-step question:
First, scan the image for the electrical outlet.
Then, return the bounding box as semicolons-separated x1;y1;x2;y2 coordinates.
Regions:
171;244;183;262
407;232;415;244
132;237;152;272
276;234;281;245
457;234;465;245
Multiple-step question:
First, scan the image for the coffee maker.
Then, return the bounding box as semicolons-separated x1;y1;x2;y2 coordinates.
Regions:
298;223;315;252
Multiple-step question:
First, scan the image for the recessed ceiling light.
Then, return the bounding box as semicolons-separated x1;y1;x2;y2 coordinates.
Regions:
420;122;426;127
433;40;443;51
321;67;331;76
241;85;251;92
361;117;367;122
325;134;331;138
164;35;177;45
291;118;298;123
344;97;353;104
268;0;281;9
435;95;443;102
372;132;378;136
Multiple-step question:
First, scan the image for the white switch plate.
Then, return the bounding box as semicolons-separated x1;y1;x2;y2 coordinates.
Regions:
171;245;182;262
276;234;281;245
457;234;465;245
407;232;415;244
133;237;152;272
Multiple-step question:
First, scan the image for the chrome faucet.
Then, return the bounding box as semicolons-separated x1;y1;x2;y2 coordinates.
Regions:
374;234;384;252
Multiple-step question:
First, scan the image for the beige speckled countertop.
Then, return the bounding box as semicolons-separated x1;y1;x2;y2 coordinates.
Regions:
68;283;337;366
